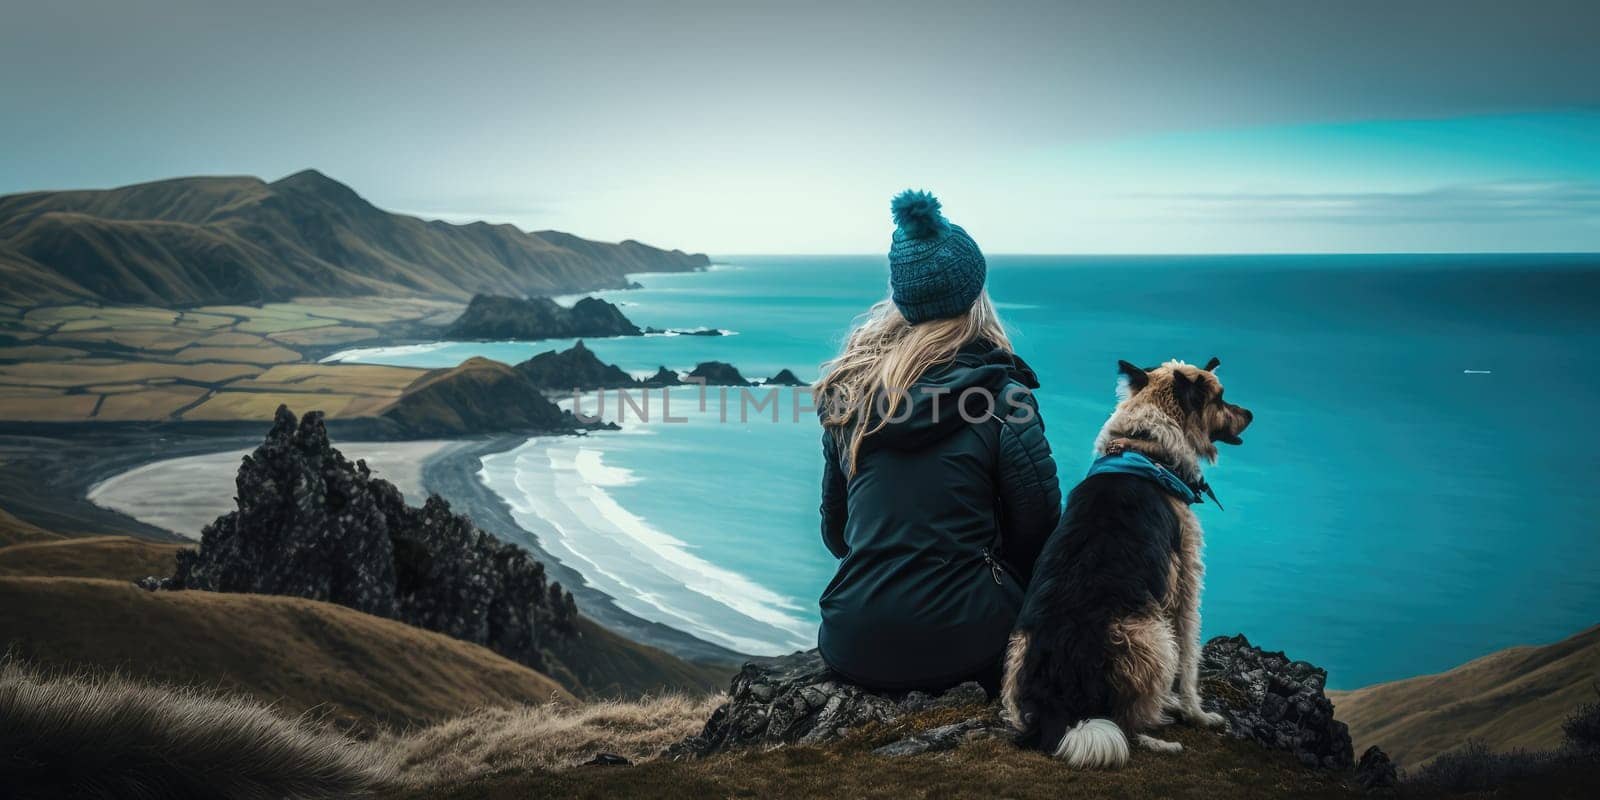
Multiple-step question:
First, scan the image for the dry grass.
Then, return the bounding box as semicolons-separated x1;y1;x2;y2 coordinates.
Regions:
0;391;99;420
181;391;367;420
0;577;575;732
387;693;724;785
0;535;181;580
269;325;382;346
95;385;209;420
232;363;424;394
0;659;394;799
0;359;262;386
0;297;451;423
1330;624;1600;768
0;507;63;546
167;344;302;364
387;721;1371;800
0;344;88;360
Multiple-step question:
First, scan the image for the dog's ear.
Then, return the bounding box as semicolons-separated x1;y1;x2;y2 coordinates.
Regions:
1116;360;1149;397
1171;369;1209;414
1203;356;1220;372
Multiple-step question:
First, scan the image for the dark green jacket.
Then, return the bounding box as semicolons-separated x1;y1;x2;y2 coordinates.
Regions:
816;342;1062;689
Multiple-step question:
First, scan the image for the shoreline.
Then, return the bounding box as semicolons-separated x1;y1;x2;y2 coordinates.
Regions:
86;439;456;540
421;436;745;667
2;423;745;668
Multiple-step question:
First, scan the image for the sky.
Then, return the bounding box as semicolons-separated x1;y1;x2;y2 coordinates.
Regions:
2;0;1598;254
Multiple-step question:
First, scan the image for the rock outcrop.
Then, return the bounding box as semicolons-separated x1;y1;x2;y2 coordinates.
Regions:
444;295;642;341
155;406;578;673
763;368;806;386
685;361;751;387
642;367;682;387
643;327;724;337
1199;634;1354;769
671;636;1355;769
511;343;782;393
515;341;639;390
1355;745;1398;790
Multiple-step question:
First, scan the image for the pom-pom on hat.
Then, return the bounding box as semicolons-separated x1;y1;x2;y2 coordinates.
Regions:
887;190;986;323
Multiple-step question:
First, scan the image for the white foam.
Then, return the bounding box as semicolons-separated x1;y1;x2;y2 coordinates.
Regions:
480;437;814;655
321;341;452;363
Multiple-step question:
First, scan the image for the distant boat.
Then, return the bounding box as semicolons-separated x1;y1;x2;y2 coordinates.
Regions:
1463;369;1492;374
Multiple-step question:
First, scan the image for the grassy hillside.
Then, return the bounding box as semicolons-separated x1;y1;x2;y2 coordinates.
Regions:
545;616;731;700
0;170;708;306
1331;624;1600;768
0;535;180;580
380;357;567;436
0;577;574;732
0;507;63;546
0;507;729;705
390;717;1362;800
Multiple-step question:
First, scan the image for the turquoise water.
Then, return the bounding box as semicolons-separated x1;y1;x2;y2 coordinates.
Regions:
332;254;1600;689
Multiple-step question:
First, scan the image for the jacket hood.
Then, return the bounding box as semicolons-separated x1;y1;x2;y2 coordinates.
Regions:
857;340;1039;454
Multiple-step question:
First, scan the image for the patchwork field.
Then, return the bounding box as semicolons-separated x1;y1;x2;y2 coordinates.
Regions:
0;298;458;423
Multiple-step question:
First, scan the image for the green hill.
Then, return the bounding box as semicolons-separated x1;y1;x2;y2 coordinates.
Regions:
0;170;708;306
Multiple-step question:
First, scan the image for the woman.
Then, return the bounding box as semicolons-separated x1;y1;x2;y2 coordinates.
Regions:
813;190;1061;693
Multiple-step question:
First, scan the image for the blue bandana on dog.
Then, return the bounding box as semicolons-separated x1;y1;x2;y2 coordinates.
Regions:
1085;450;1220;508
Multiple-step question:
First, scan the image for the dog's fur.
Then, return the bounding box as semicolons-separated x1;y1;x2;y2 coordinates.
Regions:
1002;357;1253;768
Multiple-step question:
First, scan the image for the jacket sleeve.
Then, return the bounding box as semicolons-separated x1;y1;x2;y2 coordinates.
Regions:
994;384;1062;583
820;430;850;559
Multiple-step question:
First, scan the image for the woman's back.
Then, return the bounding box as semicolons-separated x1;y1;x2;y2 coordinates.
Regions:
812;189;1061;692
817;341;1060;689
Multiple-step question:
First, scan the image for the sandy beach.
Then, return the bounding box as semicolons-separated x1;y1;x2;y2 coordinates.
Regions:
87;440;455;540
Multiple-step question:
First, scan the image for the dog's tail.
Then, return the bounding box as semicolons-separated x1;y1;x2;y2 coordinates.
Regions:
1053;718;1129;769
1004;628;1131;770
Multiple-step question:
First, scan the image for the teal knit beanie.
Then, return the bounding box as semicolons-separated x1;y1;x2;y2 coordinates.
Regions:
887;190;986;324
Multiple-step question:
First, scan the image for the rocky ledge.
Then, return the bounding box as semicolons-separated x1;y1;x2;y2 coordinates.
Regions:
670;636;1359;771
666;650;999;760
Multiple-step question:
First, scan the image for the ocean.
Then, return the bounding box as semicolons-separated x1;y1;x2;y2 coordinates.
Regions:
328;254;1600;689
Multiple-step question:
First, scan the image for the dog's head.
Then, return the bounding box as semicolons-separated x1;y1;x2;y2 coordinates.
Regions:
1111;357;1253;463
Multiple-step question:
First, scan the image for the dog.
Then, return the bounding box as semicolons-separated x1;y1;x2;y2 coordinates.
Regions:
1000;357;1253;768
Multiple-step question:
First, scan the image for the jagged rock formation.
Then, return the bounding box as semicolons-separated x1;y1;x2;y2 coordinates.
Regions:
642;367;682;387
0;171;710;306
685;361;751;387
515;341;639;390
512;343;786;392
1199;634;1355;769
763;368;805;386
157;406;577;672
671;636;1355;768
444;295;642;341
381;357;577;436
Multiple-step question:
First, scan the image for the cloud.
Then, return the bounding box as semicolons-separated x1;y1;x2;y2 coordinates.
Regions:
1137;181;1600;225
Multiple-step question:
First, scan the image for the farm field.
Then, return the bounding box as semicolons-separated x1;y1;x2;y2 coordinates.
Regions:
0;298;457;423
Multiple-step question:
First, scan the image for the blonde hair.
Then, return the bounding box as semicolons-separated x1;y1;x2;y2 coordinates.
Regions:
815;290;1011;475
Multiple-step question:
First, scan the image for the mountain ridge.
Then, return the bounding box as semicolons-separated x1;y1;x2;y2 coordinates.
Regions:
0;170;709;306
